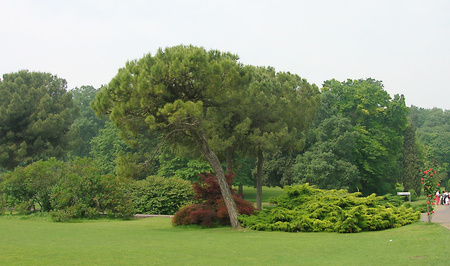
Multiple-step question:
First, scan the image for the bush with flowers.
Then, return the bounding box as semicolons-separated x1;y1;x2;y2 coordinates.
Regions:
421;168;440;222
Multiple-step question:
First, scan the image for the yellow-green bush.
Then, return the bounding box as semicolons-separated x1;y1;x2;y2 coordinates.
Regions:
238;184;420;233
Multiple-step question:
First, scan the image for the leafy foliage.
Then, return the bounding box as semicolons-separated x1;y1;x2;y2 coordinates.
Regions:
402;122;422;195
172;203;218;227
90;121;161;180
238;184;420;233
125;176;194;215
92;45;253;228
421;168;440;221
68;86;106;159
89;121;130;175
0;70;77;169
409;106;450;182
292;90;361;191
1;158;64;213
243;67;321;208
263;149;297;187
301;79;409;195
172;172;255;227
156;153;212;182
0;158;134;221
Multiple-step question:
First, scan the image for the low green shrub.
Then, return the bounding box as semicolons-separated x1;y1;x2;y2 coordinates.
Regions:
125;176;194;215
1;158;134;221
404;202;428;213
49;209;77;222
1;158;64;213
239;184;421;233
51;168;134;220
408;189;418;201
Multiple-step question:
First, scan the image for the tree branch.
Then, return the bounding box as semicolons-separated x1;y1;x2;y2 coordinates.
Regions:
142;128;184;167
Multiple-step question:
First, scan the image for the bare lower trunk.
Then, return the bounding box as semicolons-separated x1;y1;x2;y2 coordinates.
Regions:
256;150;264;210
191;130;241;229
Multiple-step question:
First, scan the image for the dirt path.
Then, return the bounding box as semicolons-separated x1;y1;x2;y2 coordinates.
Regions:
420;205;450;229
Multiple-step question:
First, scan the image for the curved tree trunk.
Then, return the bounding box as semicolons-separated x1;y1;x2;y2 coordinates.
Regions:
191;130;241;229
256;149;264;210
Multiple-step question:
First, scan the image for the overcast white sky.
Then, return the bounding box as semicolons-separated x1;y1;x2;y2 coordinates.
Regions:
1;0;449;109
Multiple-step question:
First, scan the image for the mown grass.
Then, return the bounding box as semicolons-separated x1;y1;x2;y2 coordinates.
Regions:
0;214;449;265
236;185;284;204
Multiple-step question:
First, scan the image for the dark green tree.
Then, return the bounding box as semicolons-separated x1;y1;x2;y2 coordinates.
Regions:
410;106;450;182
203;66;320;205
292;90;361;191
90;121;129;175
156;152;212;182
68;86;106;158
0;70;76;169
401;122;422;195
244;67;320;209
263;149;297;187
90;121;163;180
92;45;251;228
322;78;408;195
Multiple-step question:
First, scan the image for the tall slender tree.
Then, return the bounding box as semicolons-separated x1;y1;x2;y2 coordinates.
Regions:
244;67;320;209
402;122;422;195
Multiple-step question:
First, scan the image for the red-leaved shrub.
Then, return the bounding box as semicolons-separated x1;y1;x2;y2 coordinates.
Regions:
215;195;255;225
189;207;218;227
172;172;255;227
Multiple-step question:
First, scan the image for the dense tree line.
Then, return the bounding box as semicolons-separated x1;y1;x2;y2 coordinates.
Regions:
408;107;450;185
1;45;449;225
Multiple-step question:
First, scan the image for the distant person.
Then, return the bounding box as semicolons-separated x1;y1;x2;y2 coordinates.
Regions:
445;191;449;205
436;190;440;205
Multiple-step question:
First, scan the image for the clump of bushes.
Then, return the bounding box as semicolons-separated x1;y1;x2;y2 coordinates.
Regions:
172;172;255;227
125;176;194;215
238;184;420;233
378;191;427;213
1;158;134;221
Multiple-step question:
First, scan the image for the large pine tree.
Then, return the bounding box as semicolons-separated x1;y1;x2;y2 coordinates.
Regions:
0;70;76;169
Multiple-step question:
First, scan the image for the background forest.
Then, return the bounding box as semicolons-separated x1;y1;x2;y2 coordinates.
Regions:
0;52;449;219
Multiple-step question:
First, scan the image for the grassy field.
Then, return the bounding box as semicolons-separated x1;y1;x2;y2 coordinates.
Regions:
1;215;449;265
235;185;285;203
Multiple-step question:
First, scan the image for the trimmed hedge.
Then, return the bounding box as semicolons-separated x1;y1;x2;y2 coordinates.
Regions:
238;184;421;233
125;176;194;215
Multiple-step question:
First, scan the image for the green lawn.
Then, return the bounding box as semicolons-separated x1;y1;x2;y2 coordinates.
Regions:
236;185;285;203
1;215;449;265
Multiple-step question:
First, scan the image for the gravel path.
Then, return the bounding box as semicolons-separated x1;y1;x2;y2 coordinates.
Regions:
420;205;450;229
134;214;174;218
